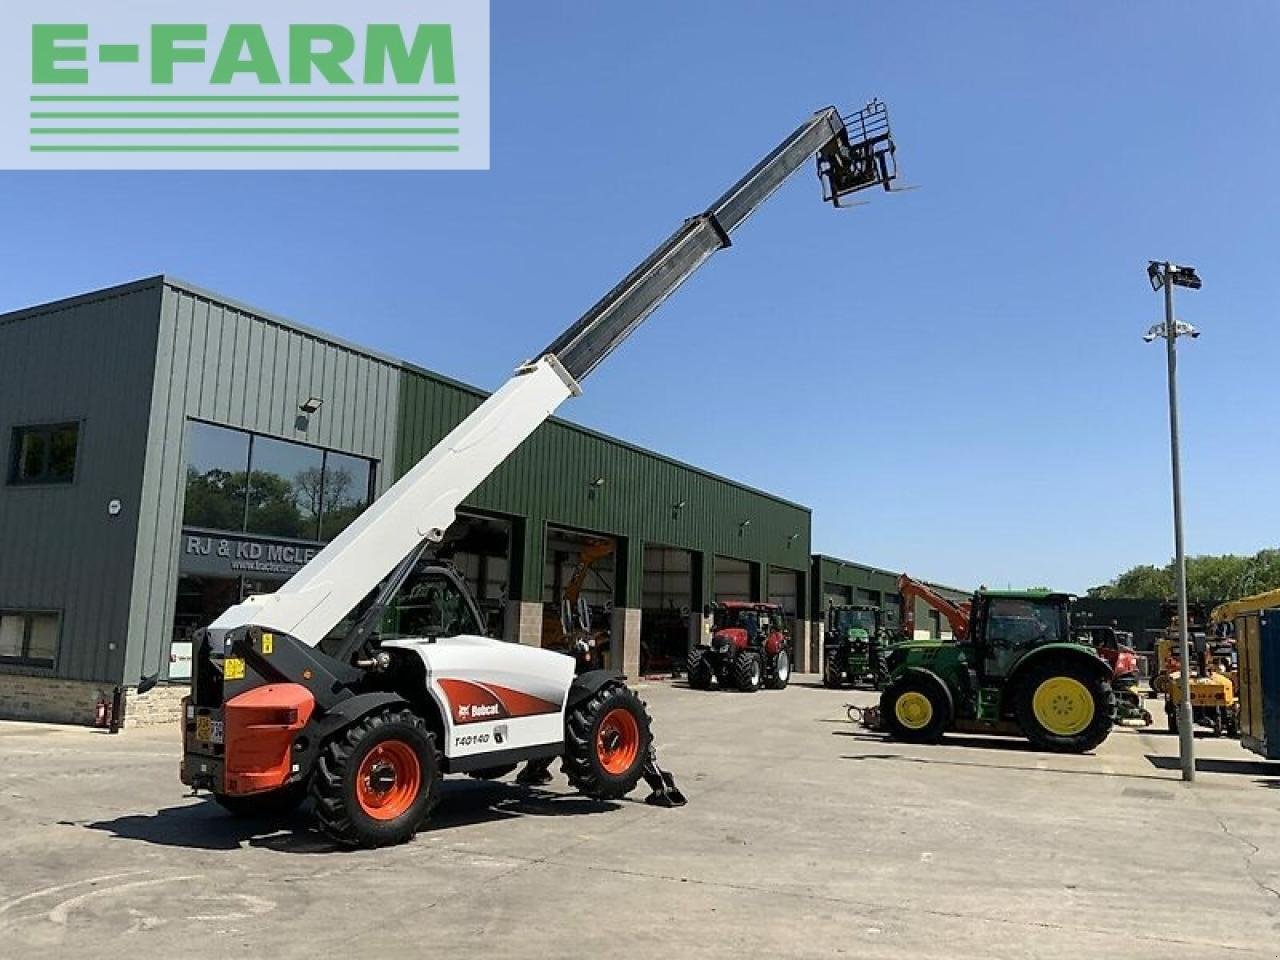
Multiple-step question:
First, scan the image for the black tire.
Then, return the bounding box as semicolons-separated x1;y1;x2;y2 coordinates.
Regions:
1166;701;1178;733
467;764;518;781
562;682;653;800
880;677;949;744
766;649;791;690
687;647;714;690
822;651;845;689
311;707;440;848
1225;714;1239;738
731;650;763;692
214;779;309;818
1015;658;1114;754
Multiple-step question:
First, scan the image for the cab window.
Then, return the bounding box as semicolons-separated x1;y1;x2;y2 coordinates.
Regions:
380;569;481;640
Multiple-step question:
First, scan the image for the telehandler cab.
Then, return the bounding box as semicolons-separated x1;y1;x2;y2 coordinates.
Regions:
872;589;1116;753
180;98;901;846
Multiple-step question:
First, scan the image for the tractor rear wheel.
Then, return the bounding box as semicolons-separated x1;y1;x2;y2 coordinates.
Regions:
1015;659;1114;754
687;647;714;690
880;677;948;743
731;650;763;692
767;649;791;690
214;779;309;818
562;682;653;800
311;707;440;848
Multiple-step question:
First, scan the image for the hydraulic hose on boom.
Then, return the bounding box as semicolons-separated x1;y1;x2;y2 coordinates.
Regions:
209;99;898;650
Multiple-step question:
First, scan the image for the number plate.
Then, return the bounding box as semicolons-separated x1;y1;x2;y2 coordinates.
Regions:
195;716;224;744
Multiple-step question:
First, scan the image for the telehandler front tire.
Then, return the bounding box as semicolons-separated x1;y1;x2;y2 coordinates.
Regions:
562;682;652;801
1015;658;1114;754
312;707;440;848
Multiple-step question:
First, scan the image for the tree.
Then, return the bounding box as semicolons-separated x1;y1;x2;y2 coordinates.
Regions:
1089;549;1280;608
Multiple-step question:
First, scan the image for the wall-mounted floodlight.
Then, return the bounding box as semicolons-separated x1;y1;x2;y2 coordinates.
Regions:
589;476;606;488
673;499;688;511
739;519;752;530
299;397;324;414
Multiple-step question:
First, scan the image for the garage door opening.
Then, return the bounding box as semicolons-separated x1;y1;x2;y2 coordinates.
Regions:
543;527;616;666
641;543;694;676
714;555;754;602
440;511;512;638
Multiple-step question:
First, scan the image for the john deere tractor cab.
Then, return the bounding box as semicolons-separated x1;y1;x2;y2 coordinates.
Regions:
822;603;890;689
687;602;792;692
873;589;1115;753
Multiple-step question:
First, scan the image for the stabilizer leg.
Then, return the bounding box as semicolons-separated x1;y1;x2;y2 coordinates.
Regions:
640;746;687;807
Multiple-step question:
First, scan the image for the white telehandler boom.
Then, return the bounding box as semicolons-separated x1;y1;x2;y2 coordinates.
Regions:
182;100;899;848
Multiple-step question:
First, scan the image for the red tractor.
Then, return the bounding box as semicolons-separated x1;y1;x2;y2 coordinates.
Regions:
1078;624;1152;727
687;602;792;692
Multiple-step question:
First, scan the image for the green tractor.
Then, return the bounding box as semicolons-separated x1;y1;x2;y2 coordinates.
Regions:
822;603;891;689
875;589;1115;753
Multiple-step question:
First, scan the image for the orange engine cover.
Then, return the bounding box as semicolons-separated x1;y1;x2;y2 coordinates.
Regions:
224;683;315;796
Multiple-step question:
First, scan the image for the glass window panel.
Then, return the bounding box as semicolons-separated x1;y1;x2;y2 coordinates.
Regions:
17;431;47;481
183;422;251;531
247;435;323;540
379;566;481;641
26;615;58;664
47;426;78;481
320;451;373;540
0;615;24;658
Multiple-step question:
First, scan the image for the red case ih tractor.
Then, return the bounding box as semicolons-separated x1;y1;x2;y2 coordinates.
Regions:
687;602;792;692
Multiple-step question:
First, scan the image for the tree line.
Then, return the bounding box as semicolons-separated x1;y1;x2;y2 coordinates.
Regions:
1088;549;1280;607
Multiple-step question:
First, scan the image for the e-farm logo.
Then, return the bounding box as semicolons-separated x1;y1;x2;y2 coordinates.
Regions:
1;1;489;169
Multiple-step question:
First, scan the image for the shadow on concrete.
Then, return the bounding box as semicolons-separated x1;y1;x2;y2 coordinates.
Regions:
831;729;1041;754
78;779;619;853
838;752;1177;784
1144;754;1280;777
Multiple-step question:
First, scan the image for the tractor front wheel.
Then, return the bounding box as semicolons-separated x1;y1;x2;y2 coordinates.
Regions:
311;707;440;848
731;650;763;692
880;677;948;743
562;682;653;800
687;647;714;690
767;649;791;690
822;651;845;688
1015;659;1114;754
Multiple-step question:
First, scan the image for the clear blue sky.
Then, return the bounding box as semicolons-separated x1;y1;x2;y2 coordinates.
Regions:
2;2;1277;593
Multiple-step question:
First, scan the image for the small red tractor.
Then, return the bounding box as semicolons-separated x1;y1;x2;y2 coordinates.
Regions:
687;601;792;692
1077;625;1152;727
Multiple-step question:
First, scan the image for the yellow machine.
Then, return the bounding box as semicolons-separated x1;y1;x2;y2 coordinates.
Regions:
1156;603;1239;737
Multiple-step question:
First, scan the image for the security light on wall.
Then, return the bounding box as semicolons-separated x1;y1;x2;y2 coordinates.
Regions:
739;519;752;530
673;499;688;510
589;477;606;488
299;397;324;414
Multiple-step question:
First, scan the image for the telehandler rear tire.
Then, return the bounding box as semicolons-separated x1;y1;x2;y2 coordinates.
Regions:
880;677;948;743
562;682;652;800
311;708;440;848
822;651;845;689
1015;658;1114;754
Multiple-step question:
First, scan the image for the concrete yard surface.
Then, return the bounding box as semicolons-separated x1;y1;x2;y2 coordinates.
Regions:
1;678;1278;959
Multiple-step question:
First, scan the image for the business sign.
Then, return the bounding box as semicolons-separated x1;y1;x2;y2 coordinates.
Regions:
181;529;321;579
1;0;489;169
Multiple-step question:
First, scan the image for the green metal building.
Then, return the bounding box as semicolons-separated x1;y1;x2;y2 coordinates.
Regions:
0;278;816;725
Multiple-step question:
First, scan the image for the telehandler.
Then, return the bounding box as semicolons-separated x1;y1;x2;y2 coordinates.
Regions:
180;98;902;846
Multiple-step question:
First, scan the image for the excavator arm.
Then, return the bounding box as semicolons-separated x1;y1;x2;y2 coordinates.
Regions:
208;100;898;649
898;573;971;641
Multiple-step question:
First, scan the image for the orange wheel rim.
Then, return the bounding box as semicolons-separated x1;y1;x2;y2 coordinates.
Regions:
596;707;640;775
356;740;421;820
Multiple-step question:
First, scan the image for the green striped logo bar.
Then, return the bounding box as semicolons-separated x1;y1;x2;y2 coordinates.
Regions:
3;1;490;169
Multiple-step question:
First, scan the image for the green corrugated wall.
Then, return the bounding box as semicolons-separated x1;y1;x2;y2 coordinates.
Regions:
396;367;812;607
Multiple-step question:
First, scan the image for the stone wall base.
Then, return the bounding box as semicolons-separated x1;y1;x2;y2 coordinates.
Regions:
0;673;186;729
